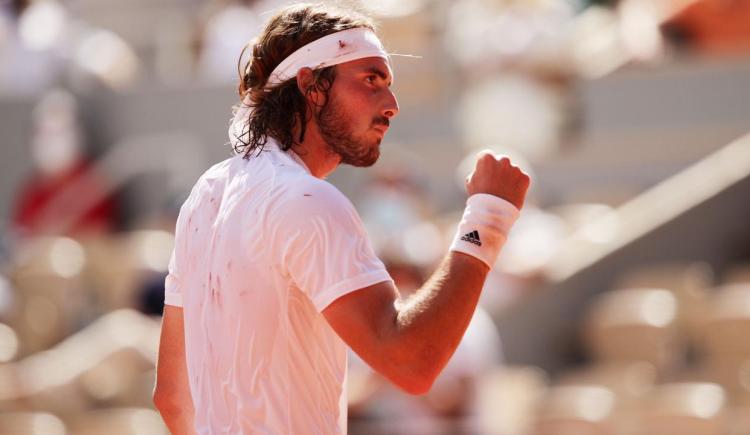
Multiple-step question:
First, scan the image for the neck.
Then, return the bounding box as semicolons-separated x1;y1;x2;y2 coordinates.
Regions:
290;119;340;179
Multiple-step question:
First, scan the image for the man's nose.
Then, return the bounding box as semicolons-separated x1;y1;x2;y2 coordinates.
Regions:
381;90;399;119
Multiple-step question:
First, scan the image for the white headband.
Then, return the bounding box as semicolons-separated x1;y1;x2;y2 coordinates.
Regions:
266;27;390;86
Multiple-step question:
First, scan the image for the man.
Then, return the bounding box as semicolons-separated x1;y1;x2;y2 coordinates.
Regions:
153;4;530;434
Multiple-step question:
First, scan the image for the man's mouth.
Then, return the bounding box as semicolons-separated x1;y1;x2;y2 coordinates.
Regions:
372;125;388;134
372;118;390;134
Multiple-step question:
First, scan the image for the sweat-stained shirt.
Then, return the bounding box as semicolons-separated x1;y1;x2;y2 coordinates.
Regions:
164;139;393;434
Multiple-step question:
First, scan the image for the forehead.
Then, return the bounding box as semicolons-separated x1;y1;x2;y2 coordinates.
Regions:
336;56;394;80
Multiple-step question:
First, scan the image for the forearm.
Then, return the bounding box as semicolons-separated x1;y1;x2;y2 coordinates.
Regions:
154;305;197;435
387;251;489;386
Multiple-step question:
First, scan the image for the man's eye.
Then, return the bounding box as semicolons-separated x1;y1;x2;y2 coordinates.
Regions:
366;75;377;83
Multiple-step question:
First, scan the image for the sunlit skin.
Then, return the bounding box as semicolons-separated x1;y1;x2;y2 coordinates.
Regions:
291;56;399;178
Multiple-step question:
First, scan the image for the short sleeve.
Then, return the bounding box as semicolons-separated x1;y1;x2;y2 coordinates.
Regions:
272;181;392;312
164;249;183;307
164;198;191;307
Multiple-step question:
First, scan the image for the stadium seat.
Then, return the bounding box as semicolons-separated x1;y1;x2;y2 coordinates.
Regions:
614;262;714;338
638;382;727;435
531;385;617;435
582;288;682;373
67;408;167;435
476;365;549;435
0;411;67;435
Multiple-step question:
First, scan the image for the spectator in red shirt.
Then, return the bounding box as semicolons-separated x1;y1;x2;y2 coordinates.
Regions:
12;89;117;238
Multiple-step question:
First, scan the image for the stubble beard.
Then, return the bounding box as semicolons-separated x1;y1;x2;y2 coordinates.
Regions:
316;96;382;168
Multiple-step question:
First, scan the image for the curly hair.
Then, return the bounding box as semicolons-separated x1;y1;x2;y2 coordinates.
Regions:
232;3;375;158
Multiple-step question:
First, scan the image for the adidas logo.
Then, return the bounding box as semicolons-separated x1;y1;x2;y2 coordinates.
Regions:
460;230;482;246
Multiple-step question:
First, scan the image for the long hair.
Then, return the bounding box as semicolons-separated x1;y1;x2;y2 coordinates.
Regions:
232;3;375;158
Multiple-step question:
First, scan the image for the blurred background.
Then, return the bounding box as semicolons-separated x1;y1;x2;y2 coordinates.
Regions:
1;0;750;433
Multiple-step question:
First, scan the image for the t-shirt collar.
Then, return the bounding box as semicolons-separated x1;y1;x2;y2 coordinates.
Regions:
287;148;312;175
265;138;312;175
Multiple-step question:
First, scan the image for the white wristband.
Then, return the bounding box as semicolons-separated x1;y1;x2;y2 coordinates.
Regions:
449;194;520;269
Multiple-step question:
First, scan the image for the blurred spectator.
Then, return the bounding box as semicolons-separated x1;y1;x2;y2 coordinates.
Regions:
458;74;568;161
662;0;750;56
443;0;576;76
138;272;168;316
197;0;285;83
11;89;118;238
443;0;580;162
134;205;181;316
358;165;440;269
0;0;68;95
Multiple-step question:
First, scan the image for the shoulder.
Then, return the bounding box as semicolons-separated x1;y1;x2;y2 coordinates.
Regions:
271;175;356;224
178;159;231;206
188;158;233;191
198;157;237;188
266;175;367;262
287;175;351;207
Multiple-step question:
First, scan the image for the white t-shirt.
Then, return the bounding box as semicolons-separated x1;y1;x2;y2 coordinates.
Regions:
164;139;392;434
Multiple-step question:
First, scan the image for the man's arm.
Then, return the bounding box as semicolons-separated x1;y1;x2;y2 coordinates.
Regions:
324;251;488;395
153;305;196;435
324;151;530;395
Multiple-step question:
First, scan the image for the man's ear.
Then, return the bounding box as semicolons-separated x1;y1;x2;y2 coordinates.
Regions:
296;67;324;107
296;67;315;95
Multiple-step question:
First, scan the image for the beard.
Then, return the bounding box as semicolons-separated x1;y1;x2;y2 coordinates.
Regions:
316;95;388;168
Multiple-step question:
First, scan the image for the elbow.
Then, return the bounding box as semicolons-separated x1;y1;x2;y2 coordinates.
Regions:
375;324;451;395
397;375;435;396
390;359;443;396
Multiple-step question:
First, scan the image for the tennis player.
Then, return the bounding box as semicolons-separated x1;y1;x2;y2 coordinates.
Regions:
153;3;530;434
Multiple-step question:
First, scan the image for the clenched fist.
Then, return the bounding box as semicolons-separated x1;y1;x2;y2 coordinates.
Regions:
465;150;530;209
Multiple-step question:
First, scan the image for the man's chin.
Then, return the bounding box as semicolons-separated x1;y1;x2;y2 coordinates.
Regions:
342;147;380;167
